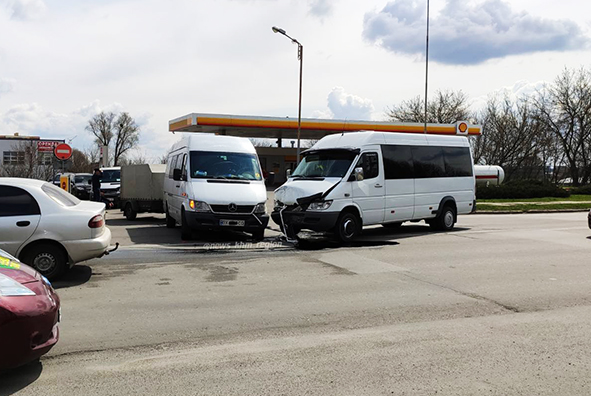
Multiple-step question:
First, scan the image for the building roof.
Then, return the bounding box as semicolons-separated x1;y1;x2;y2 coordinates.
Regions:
169;113;482;140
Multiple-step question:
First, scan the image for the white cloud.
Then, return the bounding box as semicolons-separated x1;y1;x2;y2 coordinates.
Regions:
312;87;375;120
363;0;589;65
1;0;46;20
0;77;15;97
470;80;546;111
308;0;333;19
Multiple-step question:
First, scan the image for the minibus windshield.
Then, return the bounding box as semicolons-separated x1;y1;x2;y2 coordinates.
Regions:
190;151;262;181
291;150;356;178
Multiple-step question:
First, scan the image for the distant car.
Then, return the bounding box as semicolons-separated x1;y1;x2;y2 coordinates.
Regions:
73;173;92;200
100;167;121;207
0;178;114;280
0;249;60;370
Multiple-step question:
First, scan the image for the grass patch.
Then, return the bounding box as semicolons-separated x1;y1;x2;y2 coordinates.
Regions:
478;195;591;203
477;203;591;212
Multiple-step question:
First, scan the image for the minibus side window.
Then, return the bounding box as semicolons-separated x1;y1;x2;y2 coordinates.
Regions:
181;154;188;180
442;147;473;177
168;155;178;178
411;146;446;178
382;145;413;179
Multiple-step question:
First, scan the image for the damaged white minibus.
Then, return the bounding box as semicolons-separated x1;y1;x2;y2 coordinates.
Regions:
272;129;476;242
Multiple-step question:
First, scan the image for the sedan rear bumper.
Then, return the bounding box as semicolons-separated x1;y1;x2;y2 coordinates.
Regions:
62;227;112;264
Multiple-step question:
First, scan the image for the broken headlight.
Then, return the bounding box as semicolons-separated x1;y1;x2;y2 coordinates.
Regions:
308;200;333;211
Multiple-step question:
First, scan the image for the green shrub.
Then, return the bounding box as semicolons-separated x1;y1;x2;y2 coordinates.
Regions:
570;185;591;195
477;180;570;199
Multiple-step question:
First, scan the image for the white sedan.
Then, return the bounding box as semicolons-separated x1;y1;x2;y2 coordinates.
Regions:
0;178;114;280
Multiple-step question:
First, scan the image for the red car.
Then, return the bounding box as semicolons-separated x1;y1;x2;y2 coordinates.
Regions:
0;249;60;370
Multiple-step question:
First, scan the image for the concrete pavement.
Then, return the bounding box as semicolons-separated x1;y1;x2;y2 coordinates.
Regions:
2;212;591;395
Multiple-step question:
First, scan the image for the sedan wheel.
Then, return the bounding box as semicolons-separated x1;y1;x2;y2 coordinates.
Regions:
23;244;67;281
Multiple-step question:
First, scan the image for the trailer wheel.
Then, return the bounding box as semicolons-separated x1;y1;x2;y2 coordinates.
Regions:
124;202;137;221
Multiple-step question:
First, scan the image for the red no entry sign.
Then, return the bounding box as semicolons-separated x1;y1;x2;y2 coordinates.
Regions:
54;143;73;161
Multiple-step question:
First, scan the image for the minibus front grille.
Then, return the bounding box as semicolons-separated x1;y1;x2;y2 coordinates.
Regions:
210;205;255;214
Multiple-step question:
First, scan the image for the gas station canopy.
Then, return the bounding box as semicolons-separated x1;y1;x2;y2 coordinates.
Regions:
169;113;482;140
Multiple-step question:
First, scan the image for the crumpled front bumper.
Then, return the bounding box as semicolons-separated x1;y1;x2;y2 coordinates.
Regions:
271;209;340;233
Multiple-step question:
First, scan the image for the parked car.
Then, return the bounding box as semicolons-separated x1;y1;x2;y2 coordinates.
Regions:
0;178;115;280
73;173;92;200
0;249;60;370
100;167;121;207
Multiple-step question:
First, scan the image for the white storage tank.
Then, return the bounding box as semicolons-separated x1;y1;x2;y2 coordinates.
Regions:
474;165;505;186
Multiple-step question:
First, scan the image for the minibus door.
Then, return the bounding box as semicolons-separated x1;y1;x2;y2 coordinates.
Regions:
351;152;385;225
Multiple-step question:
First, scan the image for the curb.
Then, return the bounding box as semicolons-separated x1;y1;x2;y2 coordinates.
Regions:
475;209;589;214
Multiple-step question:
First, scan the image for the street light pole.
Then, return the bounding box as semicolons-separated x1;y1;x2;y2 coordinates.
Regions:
424;0;430;134
272;26;303;165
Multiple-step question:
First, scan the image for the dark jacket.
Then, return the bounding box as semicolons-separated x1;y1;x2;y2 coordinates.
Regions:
91;172;101;191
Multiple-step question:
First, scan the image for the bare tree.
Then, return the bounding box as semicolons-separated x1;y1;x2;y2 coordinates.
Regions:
112;112;140;166
249;138;274;147
69;149;92;173
471;95;544;181
387;89;472;123
533;67;591;185
86;112;115;148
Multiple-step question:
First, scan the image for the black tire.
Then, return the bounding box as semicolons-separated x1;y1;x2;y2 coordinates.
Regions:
334;211;361;243
166;207;176;228
430;205;456;231
382;222;402;229
124;203;137;221
252;229;265;241
181;209;192;240
22;243;67;281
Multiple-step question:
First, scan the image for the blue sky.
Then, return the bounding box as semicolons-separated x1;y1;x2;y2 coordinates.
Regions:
0;0;589;160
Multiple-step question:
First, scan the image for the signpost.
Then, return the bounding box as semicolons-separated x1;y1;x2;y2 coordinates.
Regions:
54;143;73;191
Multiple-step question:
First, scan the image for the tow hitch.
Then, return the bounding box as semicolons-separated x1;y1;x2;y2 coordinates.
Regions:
104;242;119;256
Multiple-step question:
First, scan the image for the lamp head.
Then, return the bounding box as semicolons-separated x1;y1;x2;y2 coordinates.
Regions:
272;26;286;35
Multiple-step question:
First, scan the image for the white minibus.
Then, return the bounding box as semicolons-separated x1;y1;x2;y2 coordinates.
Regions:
272;131;475;242
164;134;269;240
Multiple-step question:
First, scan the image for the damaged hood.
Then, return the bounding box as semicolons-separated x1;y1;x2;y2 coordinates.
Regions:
274;178;341;205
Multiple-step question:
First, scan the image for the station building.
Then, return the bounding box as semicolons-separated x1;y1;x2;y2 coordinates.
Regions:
0;133;65;179
169;113;481;185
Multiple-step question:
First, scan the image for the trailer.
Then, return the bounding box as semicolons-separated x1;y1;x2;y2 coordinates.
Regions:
119;164;166;220
474;165;505;186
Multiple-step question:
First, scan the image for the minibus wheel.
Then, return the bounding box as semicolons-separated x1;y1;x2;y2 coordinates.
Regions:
165;206;176;228
431;205;456;231
181;209;192;240
252;229;265;241
335;211;361;243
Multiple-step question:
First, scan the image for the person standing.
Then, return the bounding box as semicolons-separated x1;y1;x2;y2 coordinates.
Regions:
91;168;102;202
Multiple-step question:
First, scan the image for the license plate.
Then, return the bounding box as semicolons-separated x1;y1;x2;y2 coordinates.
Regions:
220;219;245;227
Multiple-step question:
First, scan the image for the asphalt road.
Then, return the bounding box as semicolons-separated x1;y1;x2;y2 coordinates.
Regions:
2;211;591;395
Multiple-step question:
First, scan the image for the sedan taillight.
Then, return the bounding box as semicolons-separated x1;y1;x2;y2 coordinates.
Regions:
88;214;104;228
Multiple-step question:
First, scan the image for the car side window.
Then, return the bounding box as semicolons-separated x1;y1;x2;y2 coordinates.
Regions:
356;152;379;180
0;186;41;217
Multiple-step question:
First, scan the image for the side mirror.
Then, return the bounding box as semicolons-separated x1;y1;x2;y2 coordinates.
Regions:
173;168;182;181
354;167;364;182
286;169;292;178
